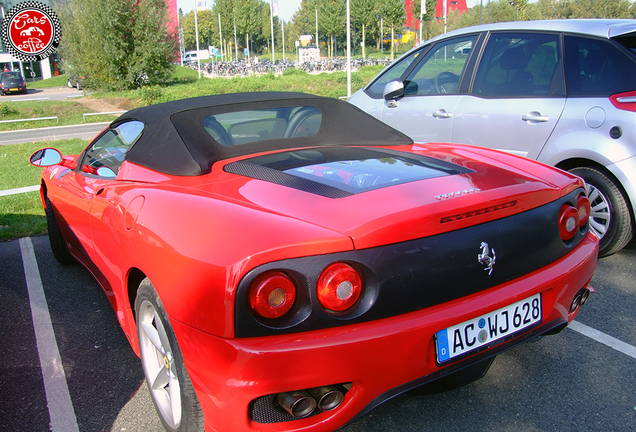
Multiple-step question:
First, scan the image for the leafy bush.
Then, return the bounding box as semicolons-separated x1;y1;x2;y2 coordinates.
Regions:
0;102;17;116
335;72;364;88
282;68;308;76
137;86;164;105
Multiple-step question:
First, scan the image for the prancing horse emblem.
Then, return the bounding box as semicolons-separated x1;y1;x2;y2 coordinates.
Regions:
478;242;496;275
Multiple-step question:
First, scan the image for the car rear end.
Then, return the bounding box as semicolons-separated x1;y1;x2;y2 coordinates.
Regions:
0;72;26;95
169;144;599;432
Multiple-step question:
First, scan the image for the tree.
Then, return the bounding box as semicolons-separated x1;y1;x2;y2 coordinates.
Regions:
570;0;632;18
320;0;346;58
379;0;405;60
235;0;260;59
59;0;176;90
181;9;217;52
351;0;375;58
410;0;437;43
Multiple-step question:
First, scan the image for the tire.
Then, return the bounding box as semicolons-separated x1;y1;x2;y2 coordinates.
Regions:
135;279;204;432
569;166;634;257
45;196;74;265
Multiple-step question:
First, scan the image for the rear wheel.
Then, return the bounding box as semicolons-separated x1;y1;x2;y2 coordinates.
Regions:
135;279;204;432
569;166;634;257
45;196;74;265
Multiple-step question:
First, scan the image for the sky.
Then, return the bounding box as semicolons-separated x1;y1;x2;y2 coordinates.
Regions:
176;0;507;24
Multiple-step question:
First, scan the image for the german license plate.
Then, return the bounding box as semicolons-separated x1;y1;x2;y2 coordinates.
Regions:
435;293;542;364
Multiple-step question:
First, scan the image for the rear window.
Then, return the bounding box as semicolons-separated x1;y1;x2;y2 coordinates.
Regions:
203;106;322;146
565;35;636;96
225;147;472;197
1;72;21;80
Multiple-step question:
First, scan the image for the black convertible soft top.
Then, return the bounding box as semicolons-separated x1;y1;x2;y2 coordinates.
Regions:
117;92;413;176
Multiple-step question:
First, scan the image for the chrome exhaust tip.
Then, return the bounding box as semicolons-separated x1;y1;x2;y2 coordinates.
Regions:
308;385;345;411
277;391;317;418
570;287;594;313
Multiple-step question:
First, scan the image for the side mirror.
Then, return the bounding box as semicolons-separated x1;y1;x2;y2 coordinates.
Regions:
30;148;62;167
96;166;117;178
383;80;405;101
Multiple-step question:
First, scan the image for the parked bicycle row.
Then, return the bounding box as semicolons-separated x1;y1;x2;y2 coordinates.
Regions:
184;57;392;78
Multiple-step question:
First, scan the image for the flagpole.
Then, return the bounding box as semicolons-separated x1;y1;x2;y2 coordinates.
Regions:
281;4;285;61
346;0;351;98
194;0;201;78
270;0;275;62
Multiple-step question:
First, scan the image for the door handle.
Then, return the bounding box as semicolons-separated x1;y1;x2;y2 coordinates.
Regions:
521;113;549;123
433;110;451;119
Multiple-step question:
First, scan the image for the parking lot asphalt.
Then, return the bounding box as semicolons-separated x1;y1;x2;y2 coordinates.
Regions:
1;235;635;432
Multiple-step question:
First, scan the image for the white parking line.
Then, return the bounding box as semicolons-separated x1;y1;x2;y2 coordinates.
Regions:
570;320;636;360
19;238;79;432
0;185;39;196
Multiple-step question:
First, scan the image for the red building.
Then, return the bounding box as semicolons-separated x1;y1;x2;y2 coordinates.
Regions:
406;0;469;29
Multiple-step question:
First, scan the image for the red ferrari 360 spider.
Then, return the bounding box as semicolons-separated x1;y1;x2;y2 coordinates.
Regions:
30;92;598;432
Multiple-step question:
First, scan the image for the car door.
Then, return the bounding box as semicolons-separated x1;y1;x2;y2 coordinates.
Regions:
56;121;144;269
86;121;145;287
381;34;480;143
51;166;111;265
452;31;566;159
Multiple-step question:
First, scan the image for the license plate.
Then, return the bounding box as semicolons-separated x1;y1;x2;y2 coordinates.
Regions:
10;88;17;91
435;293;542;364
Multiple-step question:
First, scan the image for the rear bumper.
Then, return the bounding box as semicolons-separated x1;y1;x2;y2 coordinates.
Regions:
173;232;598;432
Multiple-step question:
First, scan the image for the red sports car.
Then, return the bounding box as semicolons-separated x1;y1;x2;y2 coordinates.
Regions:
30;92;598;432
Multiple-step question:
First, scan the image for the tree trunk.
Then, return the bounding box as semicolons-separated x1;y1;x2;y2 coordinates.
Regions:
246;33;250;61
391;27;395;61
362;23;366;59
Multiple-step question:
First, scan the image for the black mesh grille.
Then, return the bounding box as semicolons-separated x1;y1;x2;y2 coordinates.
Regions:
249;394;319;424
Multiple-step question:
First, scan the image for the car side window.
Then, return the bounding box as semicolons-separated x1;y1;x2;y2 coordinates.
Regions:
365;49;424;99
472;32;562;97
403;35;478;95
80;120;144;177
564;35;636;96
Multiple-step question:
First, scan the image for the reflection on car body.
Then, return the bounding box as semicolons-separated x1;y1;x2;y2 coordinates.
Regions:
30;92;597;432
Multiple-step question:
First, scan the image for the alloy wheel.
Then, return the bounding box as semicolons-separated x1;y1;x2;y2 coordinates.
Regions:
138;299;182;429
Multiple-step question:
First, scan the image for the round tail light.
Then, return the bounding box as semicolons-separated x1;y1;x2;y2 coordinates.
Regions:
317;263;362;312
559;204;579;241
248;271;296;319
577;194;591;227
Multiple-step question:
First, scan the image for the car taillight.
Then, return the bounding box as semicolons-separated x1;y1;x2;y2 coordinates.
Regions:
248;271;296;319
317;263;362;312
559;204;579;241
610;90;636;112
577;194;591;227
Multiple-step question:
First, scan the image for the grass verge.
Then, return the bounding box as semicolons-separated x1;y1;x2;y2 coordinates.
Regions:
0;100;118;131
0;139;88;240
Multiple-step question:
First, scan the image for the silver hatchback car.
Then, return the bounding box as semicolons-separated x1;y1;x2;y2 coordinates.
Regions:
349;19;636;257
